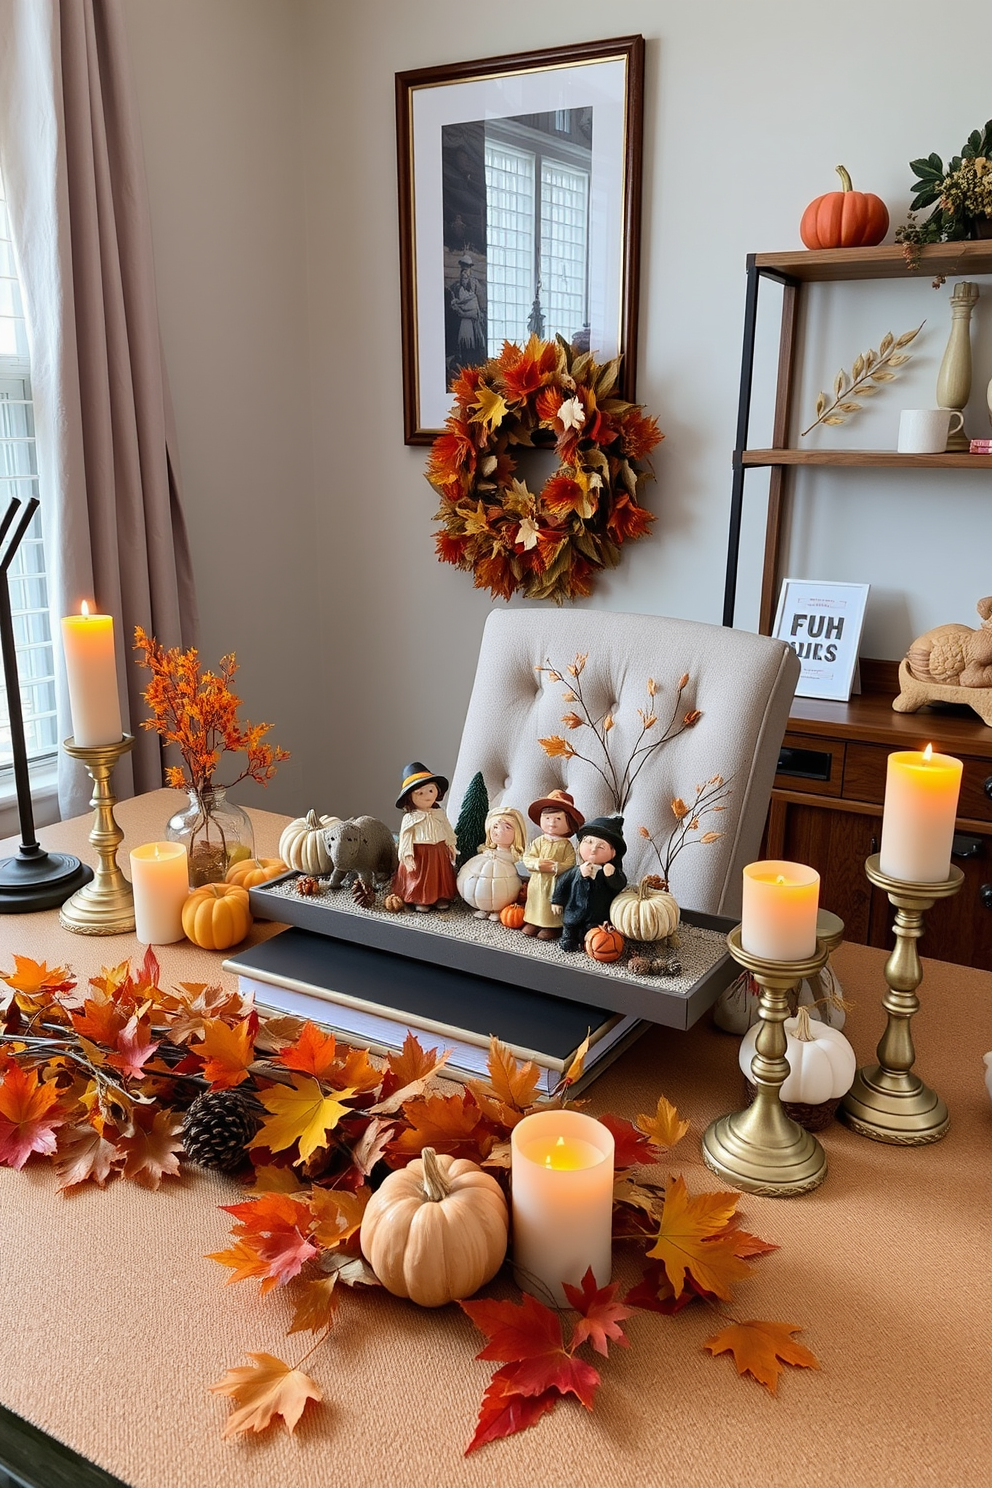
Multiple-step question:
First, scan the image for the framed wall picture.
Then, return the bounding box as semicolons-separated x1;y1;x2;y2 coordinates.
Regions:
773;579;871;701
396;36;644;445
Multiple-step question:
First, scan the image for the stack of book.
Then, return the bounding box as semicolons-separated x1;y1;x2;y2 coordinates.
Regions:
224;927;648;1095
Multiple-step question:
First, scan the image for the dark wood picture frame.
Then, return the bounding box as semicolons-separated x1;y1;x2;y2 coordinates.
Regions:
396;36;645;445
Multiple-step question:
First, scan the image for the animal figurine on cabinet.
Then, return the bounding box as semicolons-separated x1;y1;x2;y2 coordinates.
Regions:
893;595;992;727
323;816;398;889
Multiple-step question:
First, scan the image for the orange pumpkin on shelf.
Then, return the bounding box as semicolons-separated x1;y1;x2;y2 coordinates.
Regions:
800;166;889;250
584;922;625;963
499;903;526;930
225;856;288;890
181;882;252;951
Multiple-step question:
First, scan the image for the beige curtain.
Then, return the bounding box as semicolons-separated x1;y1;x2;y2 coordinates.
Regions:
0;0;197;816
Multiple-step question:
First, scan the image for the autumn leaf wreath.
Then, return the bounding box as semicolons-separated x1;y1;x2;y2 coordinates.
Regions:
427;335;663;604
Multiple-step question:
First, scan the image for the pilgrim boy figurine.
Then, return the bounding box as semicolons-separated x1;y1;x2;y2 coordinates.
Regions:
392;762;458;912
552;816;628;953
520;789;585;939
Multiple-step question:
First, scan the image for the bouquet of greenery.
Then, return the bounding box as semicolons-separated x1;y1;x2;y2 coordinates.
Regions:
897;119;992;248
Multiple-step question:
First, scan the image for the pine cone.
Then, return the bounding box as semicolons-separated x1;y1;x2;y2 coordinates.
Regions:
352;876;375;909
182;1088;260;1172
296;874;321;897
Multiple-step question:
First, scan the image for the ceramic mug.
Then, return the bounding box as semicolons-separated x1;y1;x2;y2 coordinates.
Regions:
897;408;965;454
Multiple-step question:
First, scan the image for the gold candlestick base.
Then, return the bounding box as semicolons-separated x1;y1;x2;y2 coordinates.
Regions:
702;926;833;1197
59;735;136;935
839;854;962;1145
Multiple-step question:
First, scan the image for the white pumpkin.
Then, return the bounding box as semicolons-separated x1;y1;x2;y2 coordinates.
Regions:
739;1006;857;1104
278;809;340;874
609;879;680;942
714;963;847;1035
457;848;522;915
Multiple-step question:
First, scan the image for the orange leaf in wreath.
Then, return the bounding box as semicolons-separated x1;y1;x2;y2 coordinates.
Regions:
704;1320;820;1394
619;407;663;460
209;1351;323;1438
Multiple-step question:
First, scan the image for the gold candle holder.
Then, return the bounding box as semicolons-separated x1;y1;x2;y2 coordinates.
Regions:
839;853;962;1144
59;735;136;935
702;926;831;1197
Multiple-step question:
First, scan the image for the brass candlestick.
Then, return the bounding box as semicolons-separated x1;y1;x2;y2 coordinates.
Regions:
702;926;832;1197
839;854;962;1144
59;735;136;935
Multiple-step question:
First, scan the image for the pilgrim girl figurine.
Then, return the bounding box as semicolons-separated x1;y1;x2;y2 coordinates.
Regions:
552;816;628;953
456;805;528;919
392;762;458;912
520;790;584;939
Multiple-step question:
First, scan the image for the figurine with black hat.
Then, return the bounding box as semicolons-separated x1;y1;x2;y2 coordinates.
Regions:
552;816;628;953
519;790;585;940
391;762;458;912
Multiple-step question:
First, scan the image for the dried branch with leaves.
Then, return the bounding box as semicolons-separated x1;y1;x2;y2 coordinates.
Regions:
536;653;702;814
638;775;732;888
801;323;923;437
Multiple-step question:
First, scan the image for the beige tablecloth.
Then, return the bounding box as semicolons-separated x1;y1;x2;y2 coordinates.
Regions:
0;792;990;1488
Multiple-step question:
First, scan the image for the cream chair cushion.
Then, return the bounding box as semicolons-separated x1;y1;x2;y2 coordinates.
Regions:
449;610;799;919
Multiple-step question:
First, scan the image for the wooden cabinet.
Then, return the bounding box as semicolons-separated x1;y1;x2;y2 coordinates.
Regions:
763;675;992;968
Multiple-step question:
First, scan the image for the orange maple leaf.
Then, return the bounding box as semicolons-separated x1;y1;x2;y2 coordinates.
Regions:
287;1276;340;1335
0;1064;64;1169
55;1123;121;1191
646;1175;752;1300
191;1016;255;1088
215;1191;318;1293
70;998;128;1047
309;1186;368;1250
704;1320;820;1394
276;1021;340;1081
389;1091;493;1163
209;1352;322;1438
635;1094;690;1152
386;1030;444;1088
117;1105;183;1189
1;955;76;1002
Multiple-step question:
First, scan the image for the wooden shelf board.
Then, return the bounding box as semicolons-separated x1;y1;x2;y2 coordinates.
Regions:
785;689;992;759
753;241;992;282
742;448;992;469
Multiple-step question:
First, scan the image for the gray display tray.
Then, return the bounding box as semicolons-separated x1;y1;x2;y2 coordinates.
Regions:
248;873;736;1030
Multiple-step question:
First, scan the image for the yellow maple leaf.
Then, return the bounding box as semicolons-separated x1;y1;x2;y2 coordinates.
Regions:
646;1174;751;1300
1;955;73;997
252;1077;356;1162
209;1351;322;1438
636;1095;689;1151
704;1320;820;1394
288;1276;340;1335
469;383;508;432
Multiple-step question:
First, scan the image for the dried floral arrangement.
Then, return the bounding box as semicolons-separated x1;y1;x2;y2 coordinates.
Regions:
802;324;923;436
427;335;662;604
536;652;701;814
638;775;733;886
0;952;818;1452
896;119;992;251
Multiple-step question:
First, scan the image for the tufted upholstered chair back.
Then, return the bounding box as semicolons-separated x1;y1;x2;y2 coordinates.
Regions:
448;610;800;919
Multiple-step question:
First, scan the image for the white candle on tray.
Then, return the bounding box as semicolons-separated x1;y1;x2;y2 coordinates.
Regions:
129;842;189;944
60;602;123;747
510;1109;614;1306
741;860;820;962
879;745;963;883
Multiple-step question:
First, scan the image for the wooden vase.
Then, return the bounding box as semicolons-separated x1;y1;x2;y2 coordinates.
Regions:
936;281;979;450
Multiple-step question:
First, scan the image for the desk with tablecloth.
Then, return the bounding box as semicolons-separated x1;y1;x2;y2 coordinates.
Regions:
0;792;989;1488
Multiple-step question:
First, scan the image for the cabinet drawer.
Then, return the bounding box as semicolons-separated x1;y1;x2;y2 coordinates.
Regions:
844;741;992;823
775;733;845;796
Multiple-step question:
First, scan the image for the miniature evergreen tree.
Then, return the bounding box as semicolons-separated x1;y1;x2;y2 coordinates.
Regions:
454;771;489;868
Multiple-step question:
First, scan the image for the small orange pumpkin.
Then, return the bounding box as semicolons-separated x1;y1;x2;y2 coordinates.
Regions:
225;856;288;889
500;903;525;929
584;922;625;963
383;893;406;913
800;166;888;250
181;882;252;950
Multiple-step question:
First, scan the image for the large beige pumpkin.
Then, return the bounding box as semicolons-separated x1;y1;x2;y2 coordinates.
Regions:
360;1147;508;1307
609;879;680;942
277;809;339;875
456;850;522;915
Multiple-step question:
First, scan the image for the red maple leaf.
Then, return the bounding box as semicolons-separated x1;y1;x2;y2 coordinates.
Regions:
598;1112;658;1169
213;1191;317;1294
106;1015;160;1080
0;1064;64;1169
625;1259;710;1315
562;1268;633;1357
460;1291;602;1452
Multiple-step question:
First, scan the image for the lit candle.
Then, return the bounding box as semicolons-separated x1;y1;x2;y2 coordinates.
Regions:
879;745;963;883
510;1109;614;1305
60;602;123;747
129;842;189;944
741;860;820;962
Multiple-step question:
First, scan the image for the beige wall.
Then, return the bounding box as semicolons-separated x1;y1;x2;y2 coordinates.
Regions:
124;0;992;826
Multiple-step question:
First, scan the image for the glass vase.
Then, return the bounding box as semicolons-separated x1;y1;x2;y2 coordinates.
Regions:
166;787;254;887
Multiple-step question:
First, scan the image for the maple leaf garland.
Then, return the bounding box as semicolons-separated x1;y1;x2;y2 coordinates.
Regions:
0;951;820;1451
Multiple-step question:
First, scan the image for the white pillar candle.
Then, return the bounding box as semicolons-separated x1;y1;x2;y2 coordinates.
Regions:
60;603;123;747
129;842;189;944
879;745;963;883
741;860;820;962
510;1109;614;1306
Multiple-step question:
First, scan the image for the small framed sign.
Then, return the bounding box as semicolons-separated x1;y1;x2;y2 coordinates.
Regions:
773;579;870;701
